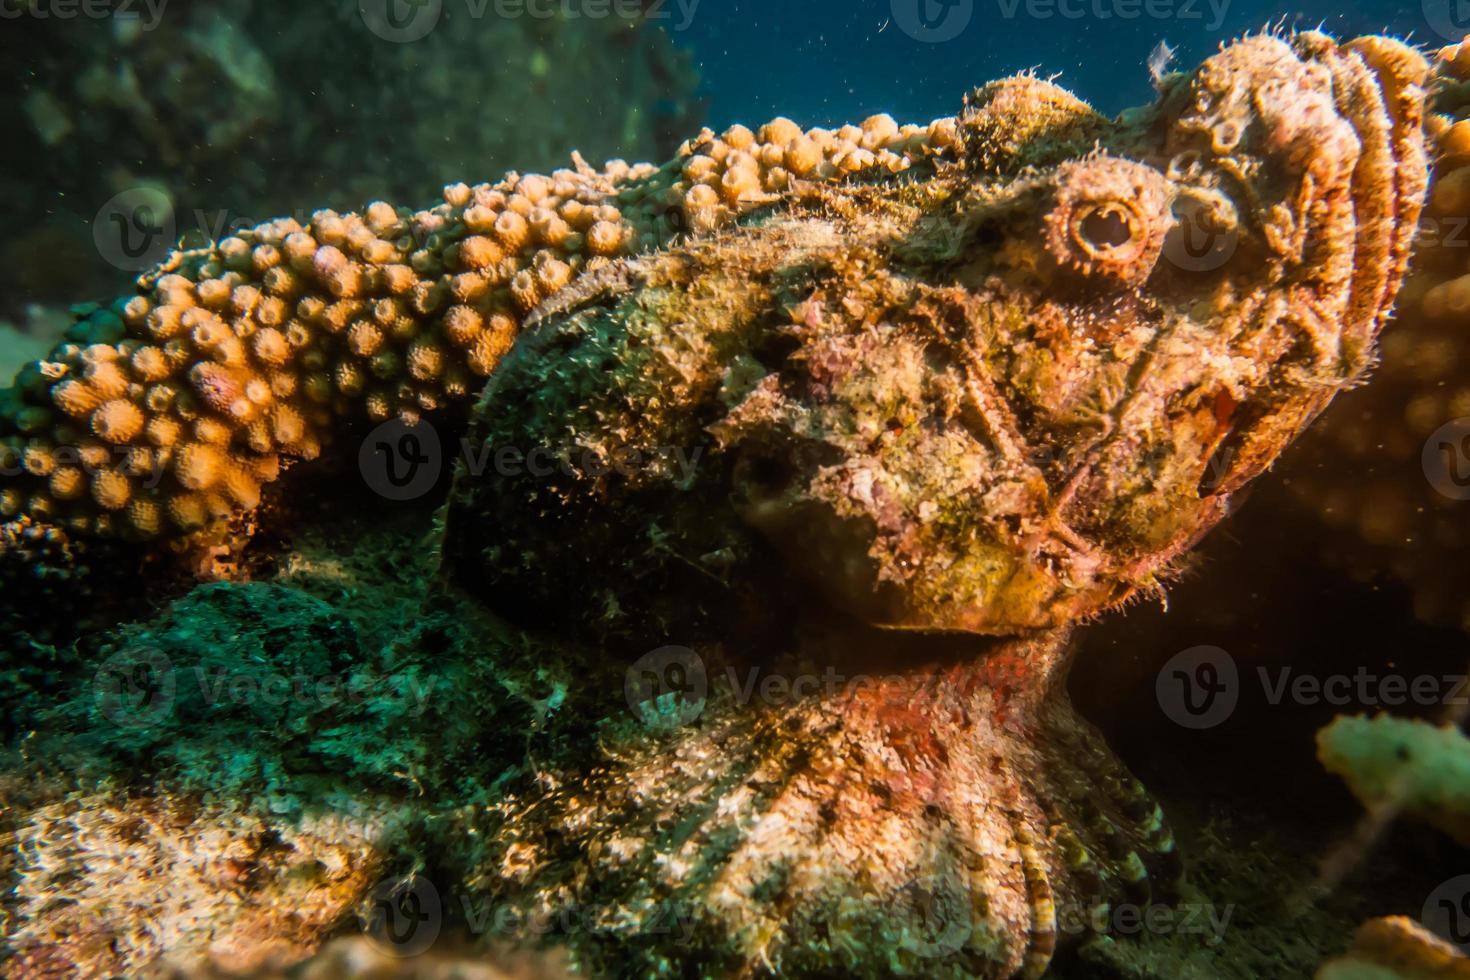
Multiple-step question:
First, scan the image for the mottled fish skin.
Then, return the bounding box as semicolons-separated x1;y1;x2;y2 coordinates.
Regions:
444;33;1429;978
451;32;1428;644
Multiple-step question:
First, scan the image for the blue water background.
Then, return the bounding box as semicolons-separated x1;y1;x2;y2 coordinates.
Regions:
675;0;1437;129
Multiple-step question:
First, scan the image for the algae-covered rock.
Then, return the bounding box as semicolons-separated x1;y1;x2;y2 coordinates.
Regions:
6;783;391;978
190;936;576;979
2;553;570;977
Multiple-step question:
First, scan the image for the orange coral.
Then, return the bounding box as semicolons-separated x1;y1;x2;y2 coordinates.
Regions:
0;122;948;549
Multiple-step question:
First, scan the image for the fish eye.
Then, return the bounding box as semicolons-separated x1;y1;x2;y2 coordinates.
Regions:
1043;156;1170;287
1076;202;1137;251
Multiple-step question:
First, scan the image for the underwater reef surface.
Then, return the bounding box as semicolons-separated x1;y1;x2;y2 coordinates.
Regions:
0;23;1466;980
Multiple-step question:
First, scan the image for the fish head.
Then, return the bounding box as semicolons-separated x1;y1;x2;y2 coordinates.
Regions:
720;33;1429;632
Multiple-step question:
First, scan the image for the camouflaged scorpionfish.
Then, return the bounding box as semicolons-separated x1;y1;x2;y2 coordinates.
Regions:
0;27;1432;980
440;32;1430;979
